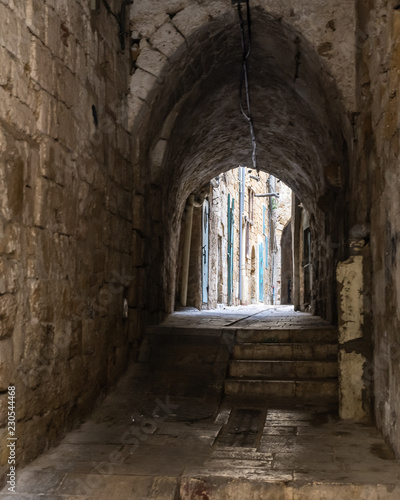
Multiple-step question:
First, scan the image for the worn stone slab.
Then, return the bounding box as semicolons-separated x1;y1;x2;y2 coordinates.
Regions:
182;467;293;482
204;458;273;469
293;469;400;485
9;471;65;495
258;439;307;455
62;424;136;445
156;421;221;437
292;484;400;500
39;444;125;464
211;448;273;461
180;477;289;500
273;451;336;469
263;426;298;436
57;473;154;498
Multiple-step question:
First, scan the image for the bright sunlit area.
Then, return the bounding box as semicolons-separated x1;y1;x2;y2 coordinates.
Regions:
175;167;293;311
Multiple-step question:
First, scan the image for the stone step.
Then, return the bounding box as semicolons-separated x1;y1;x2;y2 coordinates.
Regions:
233;343;338;361
235;328;338;344
224;379;338;399
229;360;338;379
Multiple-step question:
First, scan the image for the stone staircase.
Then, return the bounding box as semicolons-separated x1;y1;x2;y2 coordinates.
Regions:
224;327;339;401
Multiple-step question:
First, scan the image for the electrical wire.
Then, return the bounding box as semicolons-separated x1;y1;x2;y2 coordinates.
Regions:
101;0;132;51
237;0;259;174
101;0;119;22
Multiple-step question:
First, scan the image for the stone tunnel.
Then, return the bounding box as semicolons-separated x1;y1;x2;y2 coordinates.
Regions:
1;0;400;497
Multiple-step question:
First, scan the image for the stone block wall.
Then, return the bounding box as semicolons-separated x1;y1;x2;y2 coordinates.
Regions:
354;1;400;456
275;183;293;303
0;0;134;482
187;205;203;310
145;327;232;400
280;221;293;305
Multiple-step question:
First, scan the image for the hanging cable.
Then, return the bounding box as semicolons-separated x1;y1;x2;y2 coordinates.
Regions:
237;0;259;174
101;0;132;51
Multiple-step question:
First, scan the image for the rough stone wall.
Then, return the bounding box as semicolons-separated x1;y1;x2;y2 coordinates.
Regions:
208;185;221;309
280;221;293;305
355;1;400;456
130;0;357;110
299;211;307;310
174;200;203;311
187;205;203;310
0;0;133;481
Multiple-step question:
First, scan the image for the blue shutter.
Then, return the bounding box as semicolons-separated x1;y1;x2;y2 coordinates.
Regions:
265;236;268;269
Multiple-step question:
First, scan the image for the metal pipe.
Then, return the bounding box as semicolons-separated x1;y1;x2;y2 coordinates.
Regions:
255;192;280;198
238;166;245;302
180;195;195;307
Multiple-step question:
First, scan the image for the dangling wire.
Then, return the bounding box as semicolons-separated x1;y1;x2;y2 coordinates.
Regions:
238;0;259;175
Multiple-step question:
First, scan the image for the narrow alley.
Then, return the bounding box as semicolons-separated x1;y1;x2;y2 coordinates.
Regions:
3;0;400;498
1;306;399;499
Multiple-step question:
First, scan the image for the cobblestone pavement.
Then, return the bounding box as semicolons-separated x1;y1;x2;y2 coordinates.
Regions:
2;307;400;499
164;305;331;329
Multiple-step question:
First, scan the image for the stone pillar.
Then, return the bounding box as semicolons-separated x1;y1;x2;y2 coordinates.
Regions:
337;255;367;420
180;195;195;307
292;194;302;311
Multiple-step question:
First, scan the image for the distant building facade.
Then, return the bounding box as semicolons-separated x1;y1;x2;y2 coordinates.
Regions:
176;167;292;310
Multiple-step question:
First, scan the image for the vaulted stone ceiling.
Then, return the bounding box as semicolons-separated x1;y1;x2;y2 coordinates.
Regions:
143;9;349;218
134;6;351;317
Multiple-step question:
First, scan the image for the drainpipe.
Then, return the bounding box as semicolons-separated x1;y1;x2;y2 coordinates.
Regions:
180;194;195;307
239;166;245;302
268;176;277;305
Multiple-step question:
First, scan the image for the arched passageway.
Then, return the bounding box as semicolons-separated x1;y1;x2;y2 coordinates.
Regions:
5;0;400;485
133;7;351;324
281;220;293;305
4;0;400;487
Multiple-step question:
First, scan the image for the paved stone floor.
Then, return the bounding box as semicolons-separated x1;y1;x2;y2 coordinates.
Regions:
2;306;400;499
163;305;332;330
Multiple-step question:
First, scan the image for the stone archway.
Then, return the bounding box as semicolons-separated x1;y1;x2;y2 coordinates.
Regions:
128;4;352;324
